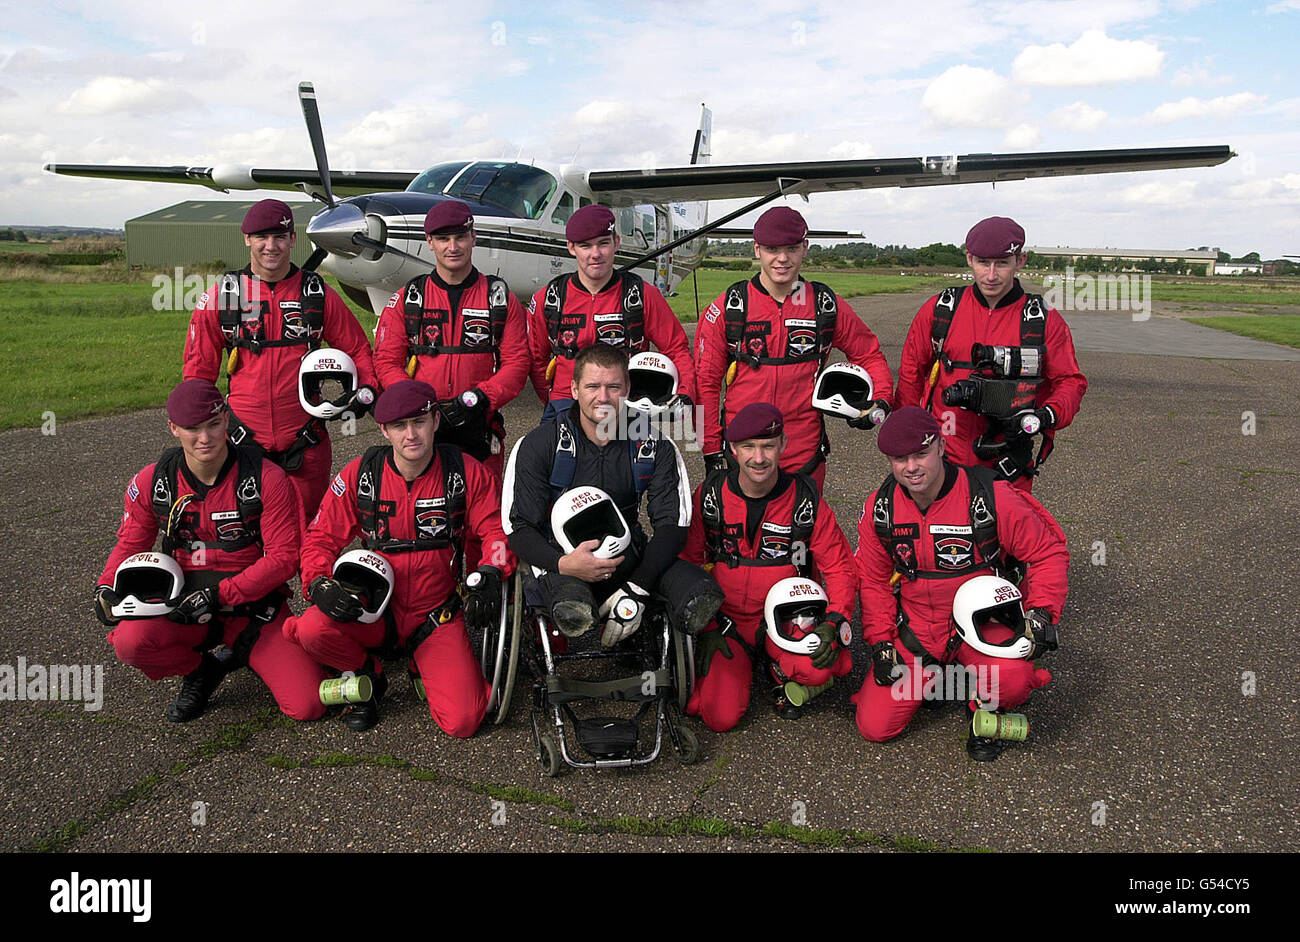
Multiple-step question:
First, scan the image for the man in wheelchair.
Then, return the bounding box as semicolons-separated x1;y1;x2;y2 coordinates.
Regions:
283;380;515;736
502;343;721;648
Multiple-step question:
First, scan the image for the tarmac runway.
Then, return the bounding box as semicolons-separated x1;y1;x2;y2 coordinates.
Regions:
1;293;1296;853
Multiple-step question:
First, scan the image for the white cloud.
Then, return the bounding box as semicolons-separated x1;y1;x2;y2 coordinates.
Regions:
1145;92;1264;124
1050;101;1107;131
57;76;193;116
1265;1;1300;12
1170;58;1233;87
1121;180;1198;205
574;101;625;125
827;140;876;160
921;66;1020;128
1003;123;1041;148
1012;30;1164;85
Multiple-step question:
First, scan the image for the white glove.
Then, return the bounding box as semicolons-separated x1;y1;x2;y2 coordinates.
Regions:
598;581;649;648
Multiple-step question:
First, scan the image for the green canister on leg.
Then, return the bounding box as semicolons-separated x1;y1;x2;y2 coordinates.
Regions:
971;709;1029;741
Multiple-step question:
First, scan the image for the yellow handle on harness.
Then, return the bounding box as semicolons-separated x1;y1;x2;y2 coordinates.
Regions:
545;356;557;382
226;348;240;376
406;355;418;378
725;361;738;386
928;360;940;388
889;571;902;588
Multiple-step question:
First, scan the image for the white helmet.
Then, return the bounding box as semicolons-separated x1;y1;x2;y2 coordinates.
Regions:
626;352;679;414
812;362;875;419
950;575;1033;659
299;349;359;419
550;486;631;559
331;550;395;624
763;577;834;656
111;552;185;619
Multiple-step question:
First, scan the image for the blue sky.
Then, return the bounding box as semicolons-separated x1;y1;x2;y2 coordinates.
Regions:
2;0;1297;256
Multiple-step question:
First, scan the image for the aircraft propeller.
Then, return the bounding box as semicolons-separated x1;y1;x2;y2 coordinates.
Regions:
296;82;428;272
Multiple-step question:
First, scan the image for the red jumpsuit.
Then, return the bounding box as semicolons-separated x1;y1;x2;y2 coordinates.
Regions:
682;472;858;732
852;463;1069;741
372;269;530;480
183;265;379;518
284;448;515;738
525;273;696;409
896;282;1087;491
694;277;894;490
98;450;326;721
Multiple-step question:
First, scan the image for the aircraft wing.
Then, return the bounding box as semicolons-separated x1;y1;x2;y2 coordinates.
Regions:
41;163;418;197
585;145;1234;204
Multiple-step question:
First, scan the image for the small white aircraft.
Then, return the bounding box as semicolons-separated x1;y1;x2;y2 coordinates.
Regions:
46;83;1233;314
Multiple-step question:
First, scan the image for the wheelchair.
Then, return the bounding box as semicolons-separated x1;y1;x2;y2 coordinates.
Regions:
458;569;525;727
519;574;699;776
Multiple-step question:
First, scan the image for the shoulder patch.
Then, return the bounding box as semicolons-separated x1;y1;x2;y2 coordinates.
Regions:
330;473;347;498
126;477;139;502
705;302;721;324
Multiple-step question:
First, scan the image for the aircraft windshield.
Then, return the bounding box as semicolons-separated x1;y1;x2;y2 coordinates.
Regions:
446;162;556;220
406;162;471;196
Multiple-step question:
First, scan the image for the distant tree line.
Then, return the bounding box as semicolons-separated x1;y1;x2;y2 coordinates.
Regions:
0;228;29;242
708;240;968;268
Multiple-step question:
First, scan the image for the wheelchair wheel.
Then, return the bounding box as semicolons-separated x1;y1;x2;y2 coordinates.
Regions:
492;571;523;725
479;575;511;715
537;732;562;778
672;629;694;712
675;725;700;765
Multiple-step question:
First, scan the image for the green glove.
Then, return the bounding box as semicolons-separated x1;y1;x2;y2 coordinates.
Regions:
810;622;839;670
695;629;734;679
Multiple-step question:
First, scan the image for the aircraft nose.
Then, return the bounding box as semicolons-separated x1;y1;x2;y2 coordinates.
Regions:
305;202;373;259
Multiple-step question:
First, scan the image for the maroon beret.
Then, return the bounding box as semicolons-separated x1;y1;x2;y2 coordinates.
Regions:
424;200;474;236
166;379;226;427
877;406;943;457
241;199;295;235
725;402;784;442
566;204;616;243
374;380;439;424
753;206;808;247
965;216;1026;258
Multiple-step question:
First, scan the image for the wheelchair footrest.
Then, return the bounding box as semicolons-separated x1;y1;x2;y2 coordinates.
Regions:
576;717;639;758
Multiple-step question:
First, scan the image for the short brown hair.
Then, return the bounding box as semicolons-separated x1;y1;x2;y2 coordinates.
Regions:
572;343;629;384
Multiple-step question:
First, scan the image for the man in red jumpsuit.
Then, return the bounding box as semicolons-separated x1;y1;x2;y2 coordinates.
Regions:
93;380;326;723
693;206;894;491
895;216;1087;491
283;380;515;736
373;200;530;480
526;204;696;422
183;199;379;520
683;402;858;731
852;407;1069;760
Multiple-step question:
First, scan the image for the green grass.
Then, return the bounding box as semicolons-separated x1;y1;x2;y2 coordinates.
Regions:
1151;283;1300;305
666;270;949;321
0;271;375;431
1185;315;1300;348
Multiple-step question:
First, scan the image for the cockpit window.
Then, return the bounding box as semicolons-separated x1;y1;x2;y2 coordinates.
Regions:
445;162;557;220
406;162;471;196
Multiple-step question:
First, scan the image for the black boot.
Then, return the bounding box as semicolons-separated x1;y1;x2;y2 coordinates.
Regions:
966;710;1004;762
343;662;387;732
166;652;228;723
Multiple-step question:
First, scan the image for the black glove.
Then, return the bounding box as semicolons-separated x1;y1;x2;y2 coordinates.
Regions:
332;385;375;418
665;392;694;414
462;565;503;629
703;451;729;477
871;640;904;687
694;628;734;679
93;586;122;627
1035;406;1056;429
810;622;840;670
173;585;221;625
308;576;364;623
441;388;488;428
1023;608;1058;659
847;399;890;430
